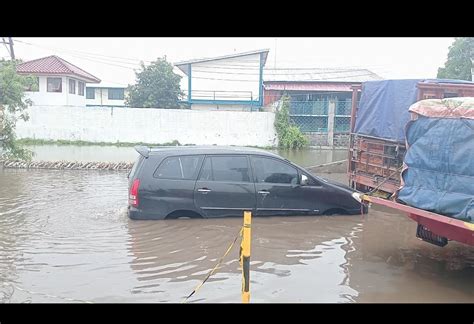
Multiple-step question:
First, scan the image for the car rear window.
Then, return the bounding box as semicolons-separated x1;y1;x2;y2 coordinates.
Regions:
154;155;203;180
128;155;144;179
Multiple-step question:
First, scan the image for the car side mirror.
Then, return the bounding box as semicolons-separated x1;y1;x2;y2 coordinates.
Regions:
300;174;309;186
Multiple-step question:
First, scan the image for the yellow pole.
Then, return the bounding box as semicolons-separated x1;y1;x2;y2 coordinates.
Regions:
241;210;251;303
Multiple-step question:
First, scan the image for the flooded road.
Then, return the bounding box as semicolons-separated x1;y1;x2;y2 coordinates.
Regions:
1;148;474;303
26;144;348;166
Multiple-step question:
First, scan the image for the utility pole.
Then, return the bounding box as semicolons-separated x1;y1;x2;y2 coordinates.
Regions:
1;37;15;60
470;38;473;81
8;37;15;60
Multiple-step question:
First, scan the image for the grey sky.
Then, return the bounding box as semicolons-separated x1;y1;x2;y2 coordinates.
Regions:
2;37;454;86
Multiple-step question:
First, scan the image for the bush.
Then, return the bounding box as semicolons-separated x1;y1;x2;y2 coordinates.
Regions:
274;95;308;149
0;59;35;161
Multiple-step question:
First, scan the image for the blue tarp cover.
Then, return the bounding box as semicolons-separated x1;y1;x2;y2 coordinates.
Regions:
354;79;474;142
397;115;474;223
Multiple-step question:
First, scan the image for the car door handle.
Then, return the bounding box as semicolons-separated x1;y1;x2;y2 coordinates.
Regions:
197;188;211;194
258;190;270;195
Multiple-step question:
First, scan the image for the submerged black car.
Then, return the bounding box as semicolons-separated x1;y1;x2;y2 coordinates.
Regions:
128;146;368;220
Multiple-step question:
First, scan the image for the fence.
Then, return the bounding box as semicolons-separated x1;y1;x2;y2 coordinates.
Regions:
286;99;353;147
334;100;352;133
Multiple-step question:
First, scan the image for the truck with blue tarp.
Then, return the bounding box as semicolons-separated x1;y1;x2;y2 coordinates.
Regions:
348;79;474;246
348;79;474;194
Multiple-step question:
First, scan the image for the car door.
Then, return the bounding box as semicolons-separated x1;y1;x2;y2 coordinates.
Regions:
250;155;324;216
194;155;256;218
141;155;204;217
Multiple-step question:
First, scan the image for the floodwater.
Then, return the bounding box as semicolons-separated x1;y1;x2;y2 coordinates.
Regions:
26;144;348;167
1;148;473;303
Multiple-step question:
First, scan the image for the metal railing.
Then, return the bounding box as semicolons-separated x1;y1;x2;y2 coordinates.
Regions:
184;89;256;102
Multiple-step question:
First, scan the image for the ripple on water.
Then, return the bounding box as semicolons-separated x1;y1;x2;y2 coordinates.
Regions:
1;168;474;303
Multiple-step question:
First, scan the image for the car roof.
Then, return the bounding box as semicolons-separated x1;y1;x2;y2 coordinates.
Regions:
135;145;283;159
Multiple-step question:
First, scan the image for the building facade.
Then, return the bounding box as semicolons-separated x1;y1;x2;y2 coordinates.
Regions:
175;49;269;111
16;55;101;107
263;68;382;147
85;84;128;107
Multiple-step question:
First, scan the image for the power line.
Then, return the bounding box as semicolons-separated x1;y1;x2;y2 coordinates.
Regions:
14;39;192;79
192;68;386;77
14;39;152;65
14;39;140;70
14;39;387;77
13;39;385;84
14;39;389;76
1;37;14;60
2;38;10;54
191;72;382;83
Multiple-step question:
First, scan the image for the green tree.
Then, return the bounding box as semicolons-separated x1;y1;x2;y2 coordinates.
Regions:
0;59;35;160
274;95;308;149
126;57;184;108
437;37;474;81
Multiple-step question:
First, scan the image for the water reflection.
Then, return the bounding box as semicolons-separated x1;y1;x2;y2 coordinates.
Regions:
26;144;347;168
0;167;473;303
126;216;361;302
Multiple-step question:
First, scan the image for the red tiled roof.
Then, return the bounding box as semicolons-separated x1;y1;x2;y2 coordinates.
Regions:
16;55;101;83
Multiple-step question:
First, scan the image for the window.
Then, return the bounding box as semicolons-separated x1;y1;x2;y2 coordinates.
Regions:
86;88;95;99
443;92;458;98
301;171;321;186
198;156;250;182
128;156;144;179
78;81;84;96
69;79;76;94
47;77;62;93
25;76;39;92
108;88;124;100
251;156;298;184
154;155;202;180
199;158;213;181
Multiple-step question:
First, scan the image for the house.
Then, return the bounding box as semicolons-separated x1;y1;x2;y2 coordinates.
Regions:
86;83;128;107
262;68;382;146
174;49;269;111
16;55;101;106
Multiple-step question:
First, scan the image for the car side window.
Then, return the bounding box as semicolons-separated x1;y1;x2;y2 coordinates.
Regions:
301;171;321;186
251;156;298;185
198;155;250;182
198;157;212;181
154;155;203;180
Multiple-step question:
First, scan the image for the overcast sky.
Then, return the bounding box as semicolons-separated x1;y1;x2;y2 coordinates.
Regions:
1;37;454;87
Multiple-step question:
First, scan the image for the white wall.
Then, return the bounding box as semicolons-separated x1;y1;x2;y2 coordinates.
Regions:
15;106;277;147
191;103;255;111
86;88;127;107
65;78;86;106
25;75;86;107
190;53;261;102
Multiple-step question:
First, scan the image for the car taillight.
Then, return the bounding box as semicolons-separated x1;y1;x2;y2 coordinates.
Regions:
129;179;140;207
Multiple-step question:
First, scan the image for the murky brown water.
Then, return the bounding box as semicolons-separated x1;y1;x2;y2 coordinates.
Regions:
26;145;348;166
1;150;474;303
